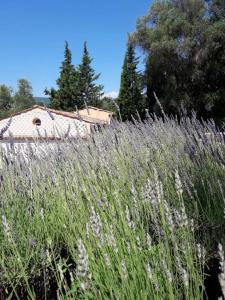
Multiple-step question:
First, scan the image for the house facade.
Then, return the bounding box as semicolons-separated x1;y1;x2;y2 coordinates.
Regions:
0;105;114;143
0;105;90;141
76;106;114;125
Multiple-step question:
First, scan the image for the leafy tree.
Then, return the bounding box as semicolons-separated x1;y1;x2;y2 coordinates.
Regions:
210;0;225;20
117;42;144;121
77;42;104;107
98;96;118;114
45;41;78;111
14;79;34;110
132;0;225;123
0;85;13;111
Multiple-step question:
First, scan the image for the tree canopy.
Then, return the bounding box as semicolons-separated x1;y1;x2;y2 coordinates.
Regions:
0;85;13;111
45;41;104;111
14;79;35;110
132;0;225;124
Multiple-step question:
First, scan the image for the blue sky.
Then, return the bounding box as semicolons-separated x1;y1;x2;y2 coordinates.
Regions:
0;0;151;97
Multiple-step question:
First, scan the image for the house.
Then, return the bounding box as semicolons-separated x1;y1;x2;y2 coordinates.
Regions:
0;105;90;141
0;105;114;142
76;106;114;125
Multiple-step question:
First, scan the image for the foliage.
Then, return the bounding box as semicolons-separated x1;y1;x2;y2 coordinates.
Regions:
97;96;118;114
0;80;35;120
118;42;145;121
0;114;225;298
45;41;104;111
76;42;104;108
13;79;35;110
45;41;78;111
132;0;225;124
0;85;13;118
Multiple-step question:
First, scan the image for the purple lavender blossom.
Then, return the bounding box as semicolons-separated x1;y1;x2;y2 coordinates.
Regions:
44;105;55;120
0;117;12;137
64;124;71;138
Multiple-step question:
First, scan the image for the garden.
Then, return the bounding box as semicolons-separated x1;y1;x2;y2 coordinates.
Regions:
0;113;225;299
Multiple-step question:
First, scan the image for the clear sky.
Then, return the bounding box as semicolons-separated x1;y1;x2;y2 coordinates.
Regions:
0;0;151;97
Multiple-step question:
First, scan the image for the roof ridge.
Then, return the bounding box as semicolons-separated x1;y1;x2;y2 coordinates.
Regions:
81;106;113;114
0;105;80;122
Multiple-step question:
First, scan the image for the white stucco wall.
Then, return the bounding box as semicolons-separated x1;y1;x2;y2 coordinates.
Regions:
0;108;90;138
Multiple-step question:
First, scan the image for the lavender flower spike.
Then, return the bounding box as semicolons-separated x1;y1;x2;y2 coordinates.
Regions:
64;124;71;138
44;104;55;120
2;215;10;237
77;239;91;290
0;117;12;137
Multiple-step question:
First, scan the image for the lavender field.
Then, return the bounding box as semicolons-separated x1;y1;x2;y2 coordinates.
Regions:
0;114;225;299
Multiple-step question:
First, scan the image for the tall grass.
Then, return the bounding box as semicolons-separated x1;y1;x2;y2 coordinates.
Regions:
0;114;225;299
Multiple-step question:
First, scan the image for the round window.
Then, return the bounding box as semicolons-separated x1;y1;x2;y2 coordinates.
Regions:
33;118;41;126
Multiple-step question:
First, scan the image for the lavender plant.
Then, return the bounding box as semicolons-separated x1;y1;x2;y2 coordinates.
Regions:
0;113;224;299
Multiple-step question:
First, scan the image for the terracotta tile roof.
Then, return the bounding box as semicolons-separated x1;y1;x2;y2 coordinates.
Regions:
0;105;114;124
0;105;80;122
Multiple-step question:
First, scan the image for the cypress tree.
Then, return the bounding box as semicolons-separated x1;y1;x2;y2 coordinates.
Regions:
46;41;78;111
118;42;144;121
77;42;103;107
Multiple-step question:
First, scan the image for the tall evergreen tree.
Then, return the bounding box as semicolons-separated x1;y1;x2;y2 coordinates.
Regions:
14;79;34;110
45;41;78;110
117;42;144;121
77;42;103;107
